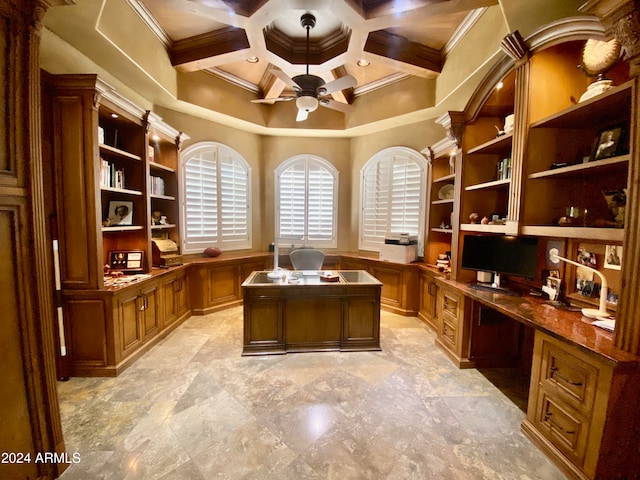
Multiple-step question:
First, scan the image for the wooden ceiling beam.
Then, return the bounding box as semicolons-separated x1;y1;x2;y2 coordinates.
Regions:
364;30;443;74
171;27;251;71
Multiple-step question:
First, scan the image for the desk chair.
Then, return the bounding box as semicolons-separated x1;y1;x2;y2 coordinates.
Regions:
289;248;324;271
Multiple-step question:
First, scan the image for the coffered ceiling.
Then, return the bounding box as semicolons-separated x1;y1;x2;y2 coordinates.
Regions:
131;0;498;107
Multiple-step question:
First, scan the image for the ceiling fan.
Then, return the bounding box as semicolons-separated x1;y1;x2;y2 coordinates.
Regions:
251;13;357;122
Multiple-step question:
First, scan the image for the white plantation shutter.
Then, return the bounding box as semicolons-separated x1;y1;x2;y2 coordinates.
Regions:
359;147;427;253
276;156;337;247
181;143;251;253
361;159;391;247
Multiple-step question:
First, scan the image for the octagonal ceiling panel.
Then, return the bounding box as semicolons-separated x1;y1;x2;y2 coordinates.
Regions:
133;0;496;117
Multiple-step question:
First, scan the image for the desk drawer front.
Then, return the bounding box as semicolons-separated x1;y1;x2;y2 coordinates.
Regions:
534;390;589;466
441;318;457;348
442;293;459;317
539;338;598;413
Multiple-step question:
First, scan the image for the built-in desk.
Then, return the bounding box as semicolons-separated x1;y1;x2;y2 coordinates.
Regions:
241;270;382;355
433;277;640;480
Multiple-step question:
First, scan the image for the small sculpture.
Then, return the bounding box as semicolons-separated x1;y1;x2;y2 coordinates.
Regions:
481;216;490;225
469;213;479;224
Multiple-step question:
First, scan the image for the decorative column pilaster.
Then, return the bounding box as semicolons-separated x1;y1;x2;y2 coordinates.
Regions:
500;31;530;236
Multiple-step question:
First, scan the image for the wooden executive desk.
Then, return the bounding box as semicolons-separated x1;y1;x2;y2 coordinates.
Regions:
241;270;382;355
434;277;640;480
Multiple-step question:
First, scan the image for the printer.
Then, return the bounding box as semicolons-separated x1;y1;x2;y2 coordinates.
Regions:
380;233;418;264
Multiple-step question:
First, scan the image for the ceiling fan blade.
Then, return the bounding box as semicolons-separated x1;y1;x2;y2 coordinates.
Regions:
319;98;355;114
250;97;295;104
318;75;357;95
296;108;309;122
269;69;301;91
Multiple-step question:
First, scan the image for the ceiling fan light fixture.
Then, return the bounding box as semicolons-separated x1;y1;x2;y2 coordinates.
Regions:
246;56;259;63
357;58;370;67
296;95;319;112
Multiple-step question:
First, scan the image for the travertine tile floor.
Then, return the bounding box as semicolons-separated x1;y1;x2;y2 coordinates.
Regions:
58;307;568;479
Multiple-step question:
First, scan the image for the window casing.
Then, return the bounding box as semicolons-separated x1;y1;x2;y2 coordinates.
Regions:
359;147;427;254
275;155;338;248
180;142;251;253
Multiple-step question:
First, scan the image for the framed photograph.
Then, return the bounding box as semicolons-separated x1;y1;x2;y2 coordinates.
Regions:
607;292;618;305
576;247;596;281
591;125;628;160
604;244;622;270
108;200;133;226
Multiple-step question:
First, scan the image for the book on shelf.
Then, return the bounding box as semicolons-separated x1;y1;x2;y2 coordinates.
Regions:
150;175;165;196
100;158;125;189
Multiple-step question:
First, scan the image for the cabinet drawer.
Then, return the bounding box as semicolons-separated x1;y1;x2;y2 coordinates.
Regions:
441;318;457;348
533;390;589;467
538;337;599;414
442;292;459;316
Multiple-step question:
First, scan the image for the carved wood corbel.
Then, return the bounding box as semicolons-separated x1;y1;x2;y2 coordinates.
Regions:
580;0;640;76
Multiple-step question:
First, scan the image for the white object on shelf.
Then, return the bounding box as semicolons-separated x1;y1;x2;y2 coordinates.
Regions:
380;244;417;264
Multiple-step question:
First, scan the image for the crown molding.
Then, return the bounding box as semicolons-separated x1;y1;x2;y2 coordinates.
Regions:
127;0;172;47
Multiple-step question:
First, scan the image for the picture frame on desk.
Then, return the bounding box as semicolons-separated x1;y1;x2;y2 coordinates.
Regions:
591;124;628;160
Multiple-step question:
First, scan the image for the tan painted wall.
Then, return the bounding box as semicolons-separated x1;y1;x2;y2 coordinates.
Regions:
499;0;587;39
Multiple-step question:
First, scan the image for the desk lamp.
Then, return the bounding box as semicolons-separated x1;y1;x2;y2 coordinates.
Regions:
268;236;302;279
548;248;609;318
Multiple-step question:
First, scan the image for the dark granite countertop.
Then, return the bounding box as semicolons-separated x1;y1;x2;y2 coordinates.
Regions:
435;276;640;367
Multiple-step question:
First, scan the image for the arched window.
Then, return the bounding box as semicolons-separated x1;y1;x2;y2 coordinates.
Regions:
359;147;427;253
275;155;338;247
180;142;251;253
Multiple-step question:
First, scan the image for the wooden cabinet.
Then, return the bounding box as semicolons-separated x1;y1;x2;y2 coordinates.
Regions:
434;283;472;367
340;255;419;315
523;330;640;480
114;280;161;361
44;74;190;376
458;70;516;237
424;112;464;278
190;255;269;314
46;74;187;286
161;269;190;329
417;268;438;329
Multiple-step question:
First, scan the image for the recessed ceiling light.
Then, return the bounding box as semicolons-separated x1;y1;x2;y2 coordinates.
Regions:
151;134;160;141
496;81;504;90
246;56;259;63
111;113;119;119
357;59;370;67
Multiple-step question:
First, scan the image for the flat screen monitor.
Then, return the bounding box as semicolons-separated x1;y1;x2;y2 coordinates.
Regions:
461;235;538;280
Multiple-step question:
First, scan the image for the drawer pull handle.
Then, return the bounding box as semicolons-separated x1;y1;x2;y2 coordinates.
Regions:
550;367;583;386
544;412;575;434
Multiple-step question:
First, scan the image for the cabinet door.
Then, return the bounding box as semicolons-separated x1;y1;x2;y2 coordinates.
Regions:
162;274;179;327
140;282;160;340
116;290;143;358
207;264;240;307
342;295;381;351
175;272;190;317
418;271;438;329
243;297;284;354
372;264;403;307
